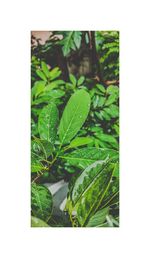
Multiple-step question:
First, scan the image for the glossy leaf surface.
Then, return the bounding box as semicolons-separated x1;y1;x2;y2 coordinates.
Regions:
38;103;59;144
59;90;91;145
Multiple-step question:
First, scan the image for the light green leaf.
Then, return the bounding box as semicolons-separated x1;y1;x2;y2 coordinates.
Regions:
107;85;119;96
105;94;117;106
41;61;49;78
36;69;47;81
49;67;61;80
38;103;59;144
43;89;65;99
31;81;46;98
31;183;53;221
69;74;77;86
77;76;85;86
44;80;65;92
104;104;119;118
86;207;109;227
31;216;49;227
59;147;118;169
96;84;106;93
69;137;93;148
59;90;91;145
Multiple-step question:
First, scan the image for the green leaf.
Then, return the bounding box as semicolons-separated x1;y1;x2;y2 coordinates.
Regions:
49;67;61;80
59;147;118;169
86;207;109;227
31;183;53;221
59;90;91;145
31;216;49;227
68;161;115;226
107;85;119;96
41;61;49;78
44;89;65;99
44;80;65;92
69;74;77;86
73;31;82;49
60;31;82;56
97;133;118;149
36;69;47;81
104;104;119;118
31;138;53;160
38;102;59;144
31;154;46;173
31;81;46;98
77;76;85;86
96;84;106;93
69;137;93;148
105;94;117;106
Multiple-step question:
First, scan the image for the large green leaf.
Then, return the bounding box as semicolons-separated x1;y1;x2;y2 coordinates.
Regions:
58;90;91;145
31;183;53;221
67;161;115;226
31;216;49;227
38;102;59;144
59;147;118;169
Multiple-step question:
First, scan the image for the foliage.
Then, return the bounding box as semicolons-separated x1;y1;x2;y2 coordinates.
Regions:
31;31;119;227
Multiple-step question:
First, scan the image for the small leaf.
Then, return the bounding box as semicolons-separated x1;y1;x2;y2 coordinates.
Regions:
44;80;65;92
59;90;91;145
96;84;106;93
31;183;53;221
31;81;46;98
31;216;49;227
69;137;93;148
77;76;85;86
69;74;77;86
49;67;61;80
36;69;47;81
38;102;59;144
105;94;117;106
41;61;49;78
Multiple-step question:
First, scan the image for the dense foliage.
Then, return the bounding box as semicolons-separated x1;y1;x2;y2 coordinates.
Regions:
31;31;119;227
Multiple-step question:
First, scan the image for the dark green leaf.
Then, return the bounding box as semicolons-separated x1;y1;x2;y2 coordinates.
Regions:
31;183;53;221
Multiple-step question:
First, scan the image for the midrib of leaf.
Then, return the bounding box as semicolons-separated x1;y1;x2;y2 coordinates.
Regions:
60;101;81;145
